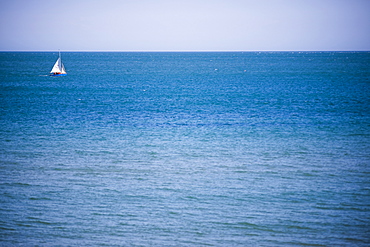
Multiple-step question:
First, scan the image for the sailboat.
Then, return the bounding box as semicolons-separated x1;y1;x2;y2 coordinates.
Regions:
50;51;67;76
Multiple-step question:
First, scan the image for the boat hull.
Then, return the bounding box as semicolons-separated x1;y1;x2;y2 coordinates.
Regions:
49;74;67;76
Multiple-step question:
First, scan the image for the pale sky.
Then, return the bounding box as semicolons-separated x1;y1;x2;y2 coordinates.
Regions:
0;0;369;51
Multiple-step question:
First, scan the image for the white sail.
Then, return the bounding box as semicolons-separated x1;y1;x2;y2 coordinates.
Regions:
50;57;62;73
61;63;66;74
50;52;67;74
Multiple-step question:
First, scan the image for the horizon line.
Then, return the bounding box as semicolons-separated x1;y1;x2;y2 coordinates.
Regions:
1;49;369;52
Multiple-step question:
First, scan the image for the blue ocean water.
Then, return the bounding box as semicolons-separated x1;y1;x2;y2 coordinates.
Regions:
0;51;369;246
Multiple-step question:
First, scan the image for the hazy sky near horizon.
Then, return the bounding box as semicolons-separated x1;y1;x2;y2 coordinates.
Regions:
0;0;369;51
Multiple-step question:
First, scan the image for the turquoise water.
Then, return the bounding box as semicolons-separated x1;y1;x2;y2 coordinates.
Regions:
0;52;369;246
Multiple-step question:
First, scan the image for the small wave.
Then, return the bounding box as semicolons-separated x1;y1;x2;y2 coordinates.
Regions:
0;226;16;231
13;182;32;187
29;197;52;201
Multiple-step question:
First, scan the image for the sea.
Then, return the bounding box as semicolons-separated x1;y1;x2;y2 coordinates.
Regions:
0;51;369;246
